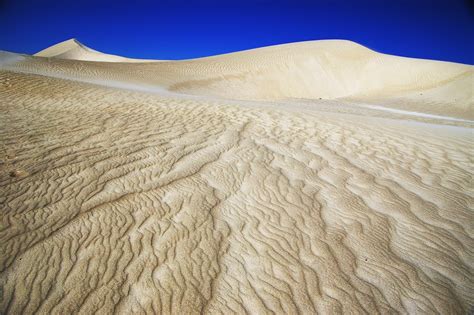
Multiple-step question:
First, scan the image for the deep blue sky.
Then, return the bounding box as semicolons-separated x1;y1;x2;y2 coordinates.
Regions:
0;0;473;64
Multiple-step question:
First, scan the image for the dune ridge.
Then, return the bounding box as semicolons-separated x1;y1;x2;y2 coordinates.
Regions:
34;38;156;63
0;40;473;314
5;39;473;119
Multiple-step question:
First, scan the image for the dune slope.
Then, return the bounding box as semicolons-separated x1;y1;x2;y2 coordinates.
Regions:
34;38;155;63
0;40;473;314
4;39;472;119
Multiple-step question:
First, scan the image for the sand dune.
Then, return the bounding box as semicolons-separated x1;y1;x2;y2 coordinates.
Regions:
35;38;156;63
5;39;473;119
0;40;473;314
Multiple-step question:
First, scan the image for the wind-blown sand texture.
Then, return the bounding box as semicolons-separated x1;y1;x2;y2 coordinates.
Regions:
0;39;473;314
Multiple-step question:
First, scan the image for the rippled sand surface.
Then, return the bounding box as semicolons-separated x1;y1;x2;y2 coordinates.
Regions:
1;40;473;314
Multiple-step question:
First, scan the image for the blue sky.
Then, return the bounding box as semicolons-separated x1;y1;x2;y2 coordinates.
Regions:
0;0;473;64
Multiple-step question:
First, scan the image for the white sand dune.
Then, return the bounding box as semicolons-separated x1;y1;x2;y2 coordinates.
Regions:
6;39;473;119
0;39;473;314
35;38;157;63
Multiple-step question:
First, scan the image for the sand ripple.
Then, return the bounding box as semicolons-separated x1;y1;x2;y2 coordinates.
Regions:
1;70;472;314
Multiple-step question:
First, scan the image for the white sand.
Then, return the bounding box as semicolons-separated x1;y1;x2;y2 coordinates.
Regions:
0;39;473;314
35;38;159;63
347;103;473;122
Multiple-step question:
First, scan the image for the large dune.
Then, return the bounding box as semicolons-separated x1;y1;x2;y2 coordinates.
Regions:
0;39;473;314
4;39;472;120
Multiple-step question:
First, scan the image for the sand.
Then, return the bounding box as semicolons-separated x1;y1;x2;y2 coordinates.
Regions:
0;39;473;314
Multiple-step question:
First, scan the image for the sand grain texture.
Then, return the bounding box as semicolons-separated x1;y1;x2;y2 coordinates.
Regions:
0;40;473;314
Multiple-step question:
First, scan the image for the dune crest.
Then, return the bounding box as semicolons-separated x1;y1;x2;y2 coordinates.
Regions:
5;39;473;119
35;38;155;63
0;40;473;314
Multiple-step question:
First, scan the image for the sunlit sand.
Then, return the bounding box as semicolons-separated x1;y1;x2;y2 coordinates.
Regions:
1;39;472;314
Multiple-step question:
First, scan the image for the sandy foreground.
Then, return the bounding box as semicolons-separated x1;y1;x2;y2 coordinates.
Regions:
0;39;473;314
